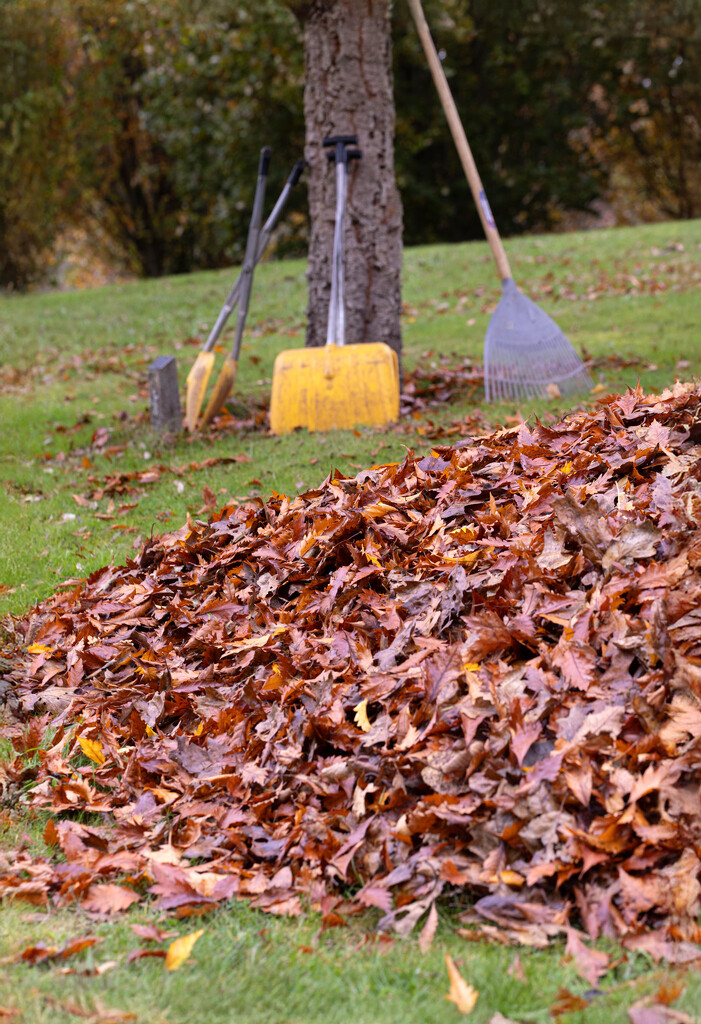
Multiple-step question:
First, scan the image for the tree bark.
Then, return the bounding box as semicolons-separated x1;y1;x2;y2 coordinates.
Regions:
296;0;403;366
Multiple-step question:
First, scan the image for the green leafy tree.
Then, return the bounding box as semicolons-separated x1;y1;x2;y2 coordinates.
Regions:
0;0;73;288
70;0;305;277
393;0;609;245
578;0;701;221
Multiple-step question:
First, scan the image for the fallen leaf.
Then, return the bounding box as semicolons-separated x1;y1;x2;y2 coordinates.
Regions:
445;953;479;1014
565;927;610;985
628;1004;695;1024
419;902;438;954
13;935;101;965
165;929;204;970
507;954;526;982
129;923;178;943
77;736;106;766
81;884;140;916
353;699;372;733
549;988;588;1018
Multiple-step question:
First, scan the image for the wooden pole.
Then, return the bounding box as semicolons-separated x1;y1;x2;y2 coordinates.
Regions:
407;0;512;281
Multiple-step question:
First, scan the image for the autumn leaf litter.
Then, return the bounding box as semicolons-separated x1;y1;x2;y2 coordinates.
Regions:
3;382;701;960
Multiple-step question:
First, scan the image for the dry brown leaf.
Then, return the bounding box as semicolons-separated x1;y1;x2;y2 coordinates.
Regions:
419;902;438;954
81;884;140;916
565;928;610;985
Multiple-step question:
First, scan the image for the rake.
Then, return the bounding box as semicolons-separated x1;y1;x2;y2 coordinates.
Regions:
407;0;592;403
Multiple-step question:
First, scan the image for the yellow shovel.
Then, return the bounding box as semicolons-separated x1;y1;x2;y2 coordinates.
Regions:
269;135;399;435
185;155;306;431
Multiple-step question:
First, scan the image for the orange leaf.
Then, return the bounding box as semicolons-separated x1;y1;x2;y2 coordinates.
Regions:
444;954;479;1014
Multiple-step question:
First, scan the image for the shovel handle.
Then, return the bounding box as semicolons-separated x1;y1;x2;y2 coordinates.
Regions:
407;0;512;281
325;138;362;349
200;157;307;358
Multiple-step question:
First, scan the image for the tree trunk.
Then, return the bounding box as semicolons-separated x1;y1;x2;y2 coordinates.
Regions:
297;0;403;367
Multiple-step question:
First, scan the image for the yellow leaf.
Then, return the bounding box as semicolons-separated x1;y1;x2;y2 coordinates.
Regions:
353;699;372;732
165;929;204;971
561;461;573;475
499;870;525;887
463;662;481;673
262;664;284;691
193;721;204;736
363;501;395;519
26;643;53;655
78;736;106;766
441;551;481;566
145;726;156;737
150;787;179;805
444;954;479;1015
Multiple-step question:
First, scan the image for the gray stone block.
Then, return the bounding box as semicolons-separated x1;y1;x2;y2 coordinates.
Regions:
148;355;182;432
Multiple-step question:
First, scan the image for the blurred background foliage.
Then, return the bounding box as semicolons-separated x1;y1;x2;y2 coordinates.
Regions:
0;0;699;289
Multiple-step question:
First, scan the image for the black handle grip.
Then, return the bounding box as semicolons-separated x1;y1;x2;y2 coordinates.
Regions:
288;159;307;186
323;134;358;147
259;146;272;176
327;147;363;165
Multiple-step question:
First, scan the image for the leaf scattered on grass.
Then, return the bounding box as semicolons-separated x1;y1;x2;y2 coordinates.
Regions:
77;735;106;766
165;929;204;971
444;953;479;1014
4;935;101;966
81;884;140;917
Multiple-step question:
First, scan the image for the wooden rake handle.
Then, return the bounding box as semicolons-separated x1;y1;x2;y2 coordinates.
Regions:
407;0;512;281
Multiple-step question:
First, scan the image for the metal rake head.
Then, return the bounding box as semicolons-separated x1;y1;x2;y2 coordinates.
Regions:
484;278;592;403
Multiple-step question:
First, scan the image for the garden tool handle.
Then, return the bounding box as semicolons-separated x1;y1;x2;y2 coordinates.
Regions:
202;158;305;355
323;137;362;350
406;0;512;281
230;146;271;364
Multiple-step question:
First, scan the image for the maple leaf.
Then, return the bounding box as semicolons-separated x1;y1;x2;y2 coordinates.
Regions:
165;929;204;970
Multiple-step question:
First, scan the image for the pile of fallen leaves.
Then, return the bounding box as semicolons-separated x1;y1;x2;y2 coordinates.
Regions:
3;382;701;962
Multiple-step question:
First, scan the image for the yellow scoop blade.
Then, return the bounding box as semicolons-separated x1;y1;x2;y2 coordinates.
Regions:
185;351;216;431
270;342;399;435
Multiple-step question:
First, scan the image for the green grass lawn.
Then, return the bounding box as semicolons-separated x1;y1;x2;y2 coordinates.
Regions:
1;219;701;1023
